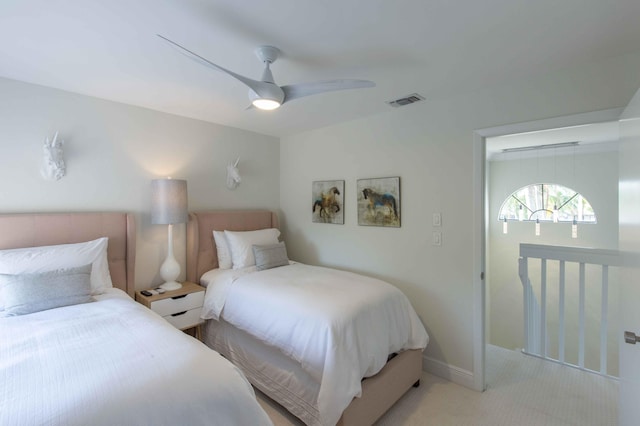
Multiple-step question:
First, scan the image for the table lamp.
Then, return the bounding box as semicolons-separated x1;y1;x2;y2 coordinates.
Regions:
151;178;188;290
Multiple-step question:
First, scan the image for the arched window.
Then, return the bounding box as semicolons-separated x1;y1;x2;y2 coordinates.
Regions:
498;183;597;223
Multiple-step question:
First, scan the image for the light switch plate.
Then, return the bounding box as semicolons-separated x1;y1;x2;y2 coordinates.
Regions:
432;213;441;227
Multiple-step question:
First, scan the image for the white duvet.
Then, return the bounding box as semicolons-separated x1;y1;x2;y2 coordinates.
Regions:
201;263;429;426
0;289;273;426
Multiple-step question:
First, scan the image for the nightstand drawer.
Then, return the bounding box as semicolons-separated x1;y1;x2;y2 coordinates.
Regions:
164;307;203;330
150;291;205;317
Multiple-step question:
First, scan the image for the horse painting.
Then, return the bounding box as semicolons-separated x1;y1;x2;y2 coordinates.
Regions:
357;177;400;227
312;181;344;224
313;186;341;217
362;188;398;218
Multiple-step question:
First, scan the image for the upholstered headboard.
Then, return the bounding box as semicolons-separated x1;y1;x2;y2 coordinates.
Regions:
186;210;279;283
0;212;136;296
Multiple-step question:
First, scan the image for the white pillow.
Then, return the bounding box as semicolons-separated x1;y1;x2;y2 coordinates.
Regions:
0;237;112;312
224;229;281;269
213;230;232;270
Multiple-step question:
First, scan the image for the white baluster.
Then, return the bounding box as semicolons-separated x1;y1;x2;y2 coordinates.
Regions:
600;265;609;375
578;263;586;369
559;261;566;363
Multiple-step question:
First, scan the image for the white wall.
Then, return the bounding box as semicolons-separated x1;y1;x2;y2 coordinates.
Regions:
488;149;619;374
0;77;280;290
279;51;640;380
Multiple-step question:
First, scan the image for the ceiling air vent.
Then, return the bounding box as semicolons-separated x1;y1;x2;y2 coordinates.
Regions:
386;93;425;107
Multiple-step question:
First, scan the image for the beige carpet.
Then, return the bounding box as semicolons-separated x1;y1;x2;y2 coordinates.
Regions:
258;344;618;426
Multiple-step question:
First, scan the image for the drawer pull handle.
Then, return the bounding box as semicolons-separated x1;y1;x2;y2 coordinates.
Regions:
171;295;187;300
171;311;187;317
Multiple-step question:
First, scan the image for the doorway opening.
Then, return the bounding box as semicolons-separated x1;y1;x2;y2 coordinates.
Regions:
486;122;620;378
473;107;624;393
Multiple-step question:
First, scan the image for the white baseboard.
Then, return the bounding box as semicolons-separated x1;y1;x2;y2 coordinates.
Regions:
422;354;476;390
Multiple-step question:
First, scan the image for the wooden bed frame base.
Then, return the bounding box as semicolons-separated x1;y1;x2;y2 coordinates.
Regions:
337;349;422;426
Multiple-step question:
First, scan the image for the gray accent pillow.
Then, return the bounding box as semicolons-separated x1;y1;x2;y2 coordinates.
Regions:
252;242;289;271
0;264;93;316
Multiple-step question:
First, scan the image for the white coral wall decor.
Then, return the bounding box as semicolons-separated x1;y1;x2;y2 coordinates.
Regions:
40;132;66;181
225;157;241;190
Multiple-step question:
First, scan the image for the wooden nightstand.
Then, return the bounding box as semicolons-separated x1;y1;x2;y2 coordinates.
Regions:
135;282;205;340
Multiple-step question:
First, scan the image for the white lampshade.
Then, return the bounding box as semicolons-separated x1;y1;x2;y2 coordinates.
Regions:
151;179;188;225
151;178;188;291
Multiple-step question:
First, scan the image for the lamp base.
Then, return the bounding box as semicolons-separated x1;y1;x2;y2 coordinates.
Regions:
159;281;182;291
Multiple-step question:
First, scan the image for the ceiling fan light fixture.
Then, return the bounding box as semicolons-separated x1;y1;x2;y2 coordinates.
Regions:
248;85;284;110
158;36;374;111
252;98;281;110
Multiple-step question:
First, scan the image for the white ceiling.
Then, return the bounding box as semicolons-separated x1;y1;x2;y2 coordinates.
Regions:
2;0;640;138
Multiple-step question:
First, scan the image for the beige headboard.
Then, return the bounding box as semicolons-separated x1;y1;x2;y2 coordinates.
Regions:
0;212;136;297
186;210;279;283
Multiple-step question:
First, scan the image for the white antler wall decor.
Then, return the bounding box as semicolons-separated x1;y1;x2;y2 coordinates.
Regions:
225;157;241;190
40;132;66;181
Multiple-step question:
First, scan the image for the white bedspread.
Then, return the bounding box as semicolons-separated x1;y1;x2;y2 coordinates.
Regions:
0;289;273;426
201;263;429;426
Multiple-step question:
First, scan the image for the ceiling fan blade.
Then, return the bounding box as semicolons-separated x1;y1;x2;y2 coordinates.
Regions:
157;34;273;95
281;79;375;103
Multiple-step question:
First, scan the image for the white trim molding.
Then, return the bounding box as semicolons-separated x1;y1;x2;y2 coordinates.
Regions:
423;354;475;389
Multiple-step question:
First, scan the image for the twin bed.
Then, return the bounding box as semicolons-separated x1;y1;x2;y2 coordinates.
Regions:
0;212;272;426
186;210;428;426
1;210;428;426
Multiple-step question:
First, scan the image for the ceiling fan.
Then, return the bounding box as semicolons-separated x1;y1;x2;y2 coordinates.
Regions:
157;35;375;111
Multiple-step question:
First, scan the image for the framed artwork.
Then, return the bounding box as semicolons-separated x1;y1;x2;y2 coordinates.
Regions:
312;180;344;224
357;177;401;227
